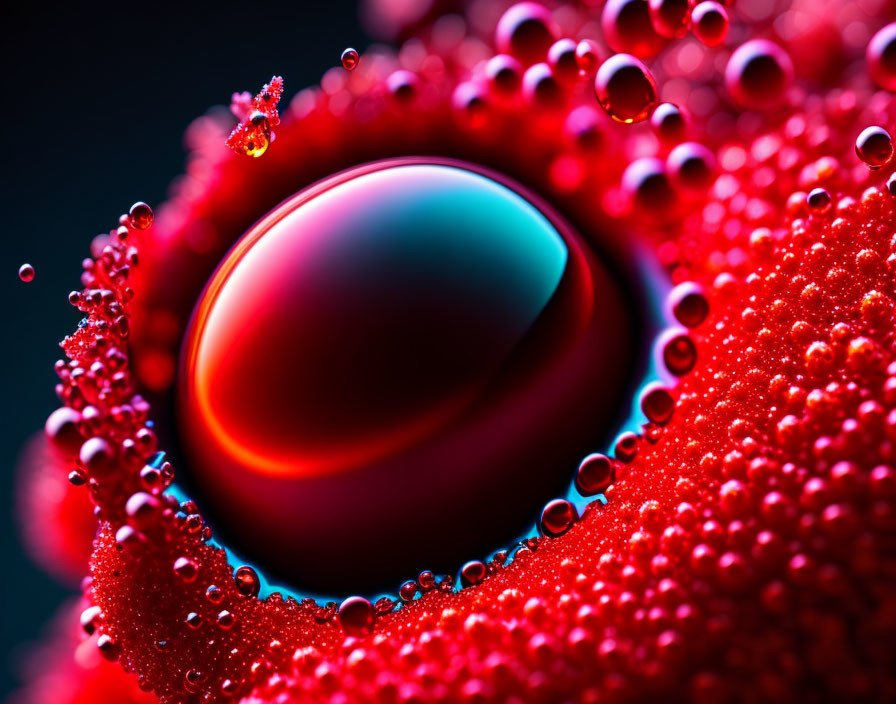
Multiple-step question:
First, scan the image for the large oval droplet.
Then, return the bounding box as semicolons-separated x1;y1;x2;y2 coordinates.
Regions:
180;159;635;592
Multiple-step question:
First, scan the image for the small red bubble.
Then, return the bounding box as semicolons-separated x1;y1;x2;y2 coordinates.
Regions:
725;39;793;110
662;332;697;376
650;102;688;142
339;596;375;636
807;187;832;213
867;22;896;91
79;436;114;475
460;560;488;587
452;82;489;128
18;263;35;282
375;596;396;615
486;54;523;97
691;1;729;48
128;202;154;230
495;2;557;66
341;47;360;71
648;0;690;40
669;283;709;328
173;556;199;582
386;69;419;103
417;570;436;591
206;585;223;603
564;105;603;150
640;383;676;425
576;453;615;495
522;62;562;107
594;53;658;123
666;142;716;192
574;39;601;75
547;38;579;84
45;407;83;456
855;126;893;170
233;565;260;598
399;580;418;602
80;605;102;635
540;499;578;537
97;634;119;662
622;157;676;217
216;610;235;629
603;0;668;58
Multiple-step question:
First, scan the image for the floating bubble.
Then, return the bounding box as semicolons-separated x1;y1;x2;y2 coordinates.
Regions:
341;47;360;71
233;565;260;598
495;2;557;66
128;202;154;230
179;159;634;591
648;0;690;39
855;126;894;170
650;102;688;142
547;38;579;84
640;383;676;425
725;39;793;110
459;560;487;587
574;39;601;75
539;499;578;537
594;53;658;123
807;187;832;212
661;331;697;376
386;69;419;103
485;54;523;97
575;453;615;496
691;1;728;48
667;142;716;192
669;282;709;328
522;62;562;107
18;263;35;282
867;22;896;91
603;0;668;58
338;596;375;636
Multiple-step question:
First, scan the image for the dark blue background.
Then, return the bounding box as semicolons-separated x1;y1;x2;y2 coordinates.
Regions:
0;0;364;696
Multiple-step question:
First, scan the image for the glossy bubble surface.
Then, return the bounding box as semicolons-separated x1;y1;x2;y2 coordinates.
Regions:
180;159;635;591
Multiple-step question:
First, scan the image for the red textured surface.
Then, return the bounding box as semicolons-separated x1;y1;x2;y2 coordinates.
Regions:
17;2;896;703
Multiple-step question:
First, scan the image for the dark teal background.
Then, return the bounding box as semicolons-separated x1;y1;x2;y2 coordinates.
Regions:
0;0;364;697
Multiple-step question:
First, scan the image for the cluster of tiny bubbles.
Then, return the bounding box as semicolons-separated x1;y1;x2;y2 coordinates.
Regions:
18;263;35;282
225;76;283;159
